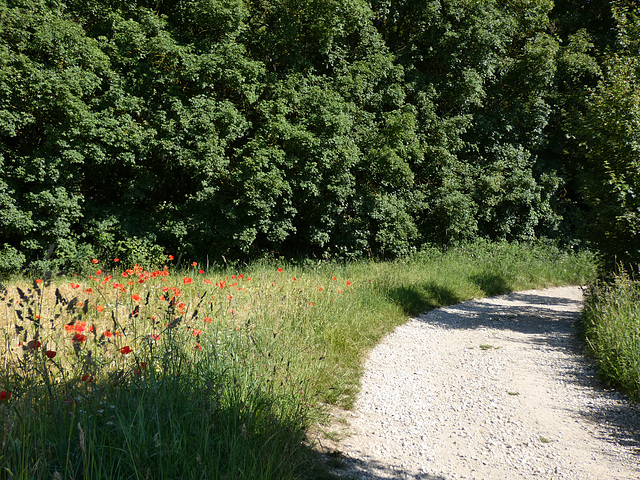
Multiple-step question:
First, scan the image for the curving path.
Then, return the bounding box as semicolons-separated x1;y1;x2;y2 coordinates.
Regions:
325;286;640;479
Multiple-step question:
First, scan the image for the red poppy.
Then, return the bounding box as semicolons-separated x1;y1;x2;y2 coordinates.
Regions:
192;261;198;267
131;294;141;302
73;334;87;343
332;276;337;281
168;255;174;260
46;350;56;359
96;305;105;312
114;258;120;262
70;283;80;289
27;340;41;349
120;346;132;355
92;259;99;264
95;270;102;276
81;375;93;382
346;280;352;286
192;329;202;336
65;324;74;332
292;277;297;281
35;278;43;284
198;269;204;274
183;277;192;284
0;391;11;401
195;343;203;351
277;268;283;273
75;322;87;332
204;317;212;323
104;330;113;338
204;278;212;284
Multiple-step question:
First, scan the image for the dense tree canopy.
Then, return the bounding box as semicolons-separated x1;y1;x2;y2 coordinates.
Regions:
0;0;637;273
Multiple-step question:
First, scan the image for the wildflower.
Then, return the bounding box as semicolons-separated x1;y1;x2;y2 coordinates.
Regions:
277;268;283;273
46;350;56;359
204;278;212;285
192;261;198;267
96;270;102;276
195;343;203;351
114;258;120;262
0;391;11;401
120;346;132;355
151;334;161;342
204;317;212;323
92;259;99;264
346;280;352;286
104;331;113;338
73;334;87;343
71;283;80;289
131;294;141;302
332;277;337;281
318;287;323;291
75;322;87;332
84;288;93;294
26;340;41;349
81;375;93;382
65;324;74;332
35;278;43;284
192;329;202;336
183;277;192;284
96;305;105;312
168;255;174;260
198;269;204;274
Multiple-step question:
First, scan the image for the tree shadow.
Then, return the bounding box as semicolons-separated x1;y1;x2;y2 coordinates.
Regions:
309;447;447;480
470;272;511;297
384;283;462;316
413;287;640;457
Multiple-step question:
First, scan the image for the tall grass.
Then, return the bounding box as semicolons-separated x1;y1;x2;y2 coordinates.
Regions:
580;268;640;401
0;241;597;479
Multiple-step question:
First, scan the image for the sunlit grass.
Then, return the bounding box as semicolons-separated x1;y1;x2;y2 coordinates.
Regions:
0;241;598;479
580;267;640;401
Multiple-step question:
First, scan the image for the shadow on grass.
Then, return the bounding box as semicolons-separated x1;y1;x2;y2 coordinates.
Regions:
384;283;462;316
470;272;511;297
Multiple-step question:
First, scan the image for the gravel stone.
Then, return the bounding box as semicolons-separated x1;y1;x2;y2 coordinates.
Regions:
326;286;640;479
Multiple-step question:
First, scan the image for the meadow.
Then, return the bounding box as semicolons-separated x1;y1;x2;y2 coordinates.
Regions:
0;241;598;479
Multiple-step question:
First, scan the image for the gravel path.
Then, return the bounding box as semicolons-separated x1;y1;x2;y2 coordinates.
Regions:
326;286;640;479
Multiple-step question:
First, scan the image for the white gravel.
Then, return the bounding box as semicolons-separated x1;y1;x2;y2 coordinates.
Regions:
327;286;640;479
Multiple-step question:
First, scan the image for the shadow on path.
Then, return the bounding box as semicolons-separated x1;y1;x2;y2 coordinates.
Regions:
414;287;640;460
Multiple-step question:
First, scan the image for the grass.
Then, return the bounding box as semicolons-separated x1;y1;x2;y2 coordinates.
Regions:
0;241;598;479
580;267;640;402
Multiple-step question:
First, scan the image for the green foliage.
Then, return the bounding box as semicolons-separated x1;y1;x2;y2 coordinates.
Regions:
566;4;640;266
581;269;640;401
0;0;634;272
